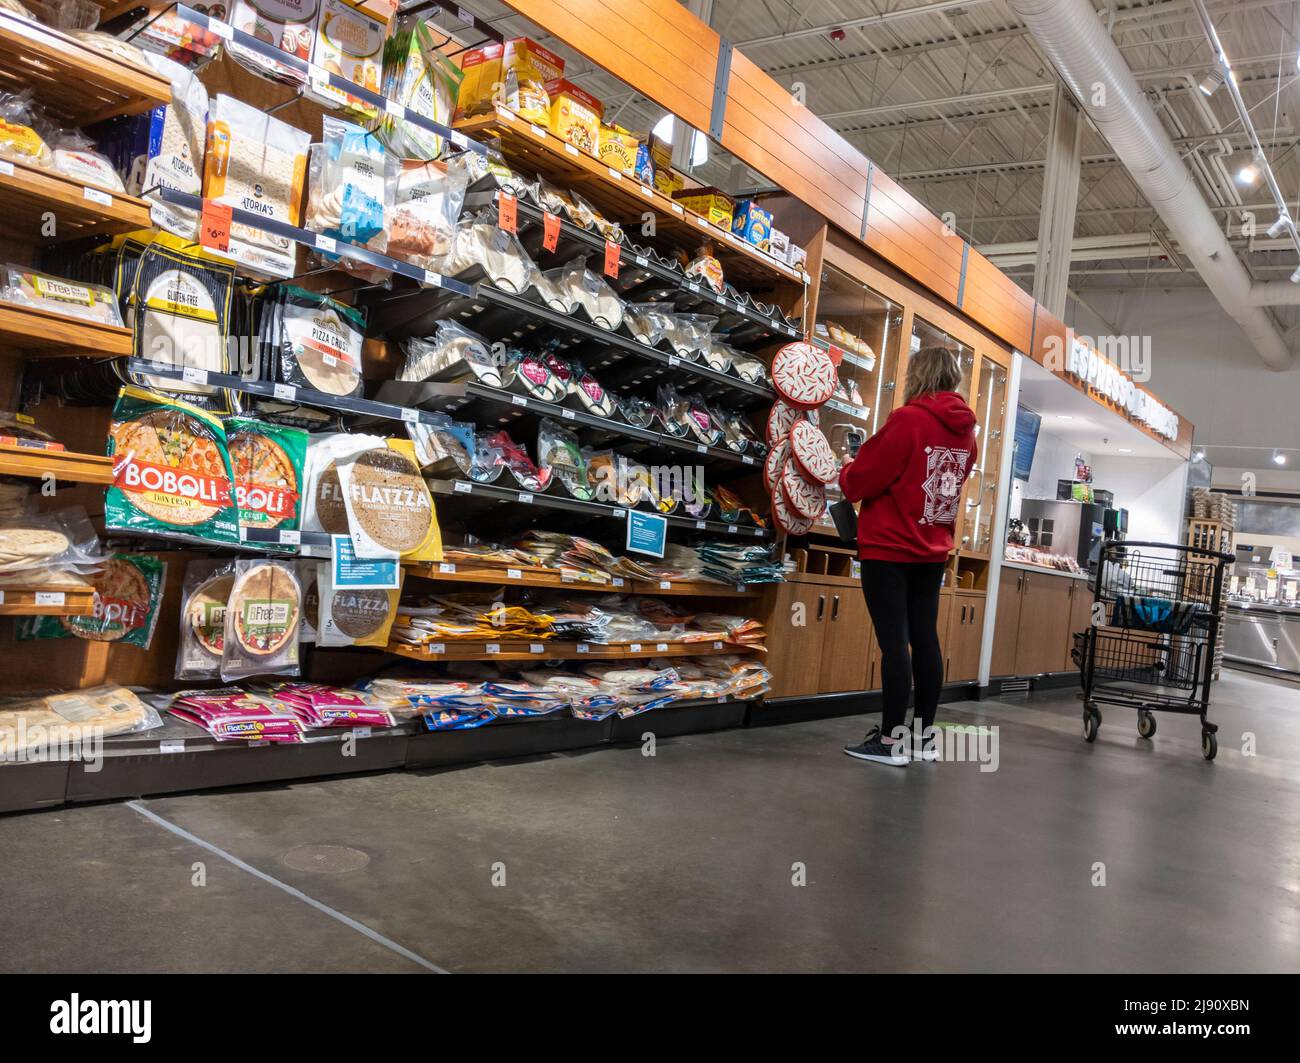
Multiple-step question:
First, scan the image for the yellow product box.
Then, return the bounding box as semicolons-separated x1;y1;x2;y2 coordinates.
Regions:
654;167;684;196
673;186;735;229
597;123;639;175
306;0;392;121
454;40;504;121
455;37;563;124
547;79;603;154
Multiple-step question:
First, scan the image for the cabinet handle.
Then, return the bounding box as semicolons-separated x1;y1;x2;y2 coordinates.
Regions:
817;595;826;621
1016;574;1023;592
959;604;966;623
832;594;841;621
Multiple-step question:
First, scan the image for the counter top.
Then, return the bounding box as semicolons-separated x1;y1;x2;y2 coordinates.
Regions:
1000;559;1091;582
1226;600;1300;619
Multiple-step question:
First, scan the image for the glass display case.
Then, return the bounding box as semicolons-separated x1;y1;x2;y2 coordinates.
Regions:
910;315;975;400
812;264;903;457
959;356;1009;553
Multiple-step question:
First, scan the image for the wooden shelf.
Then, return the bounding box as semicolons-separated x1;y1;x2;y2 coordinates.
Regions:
0;303;132;359
387;638;761;662
0;443;113;484
0;585;94;616
0;159;152;242
0;12;171;125
456;107;806;290
404;562;762;597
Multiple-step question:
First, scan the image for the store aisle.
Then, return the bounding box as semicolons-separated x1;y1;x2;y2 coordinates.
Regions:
1;670;1296;974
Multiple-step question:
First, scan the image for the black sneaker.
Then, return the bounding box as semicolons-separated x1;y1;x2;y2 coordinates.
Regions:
843;726;908;766
910;731;941;762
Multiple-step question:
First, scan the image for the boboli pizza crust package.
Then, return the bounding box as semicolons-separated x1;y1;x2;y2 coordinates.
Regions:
317;563;403;648
226;415;308;547
106;386;240;547
221;559;303;682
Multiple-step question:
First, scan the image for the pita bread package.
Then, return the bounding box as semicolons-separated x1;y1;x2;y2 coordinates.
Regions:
106;386;240;547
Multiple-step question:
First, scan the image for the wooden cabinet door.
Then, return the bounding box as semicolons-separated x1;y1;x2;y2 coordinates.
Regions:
819;587;872;693
990;566;1024;677
1015;571;1075;675
949;592;986;681
937;591;955;684
1063;581;1095;671
766;583;829;698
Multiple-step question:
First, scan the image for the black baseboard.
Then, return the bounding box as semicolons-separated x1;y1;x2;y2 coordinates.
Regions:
748;682;978;727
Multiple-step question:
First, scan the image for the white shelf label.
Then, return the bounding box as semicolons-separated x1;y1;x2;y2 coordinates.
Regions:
630;643;642;653
315;234;337;254
423;270;443;288
640;184;654;198
686;282;700;293
672;203;684;214
735;583;746;592
278;529;301;545
696;216;709;228
429;643;446;654
34;592;65;606
159;739;185;754
210;18;233;40
668;355;681;367
181;367;208;385
83;186;112;206
728;525;738;535
656;643;668;652
695;520;706;530
0;592;5;604
561;409;576;420
635;255;648;267
608;167;623;181
272;383;296;401
453;481;472;494
530;643;544;654
517;492;534;505
612;577;625;587
438;562;456;574
659;580;672;590
530;123;549;138
351;726;372;739
742;455;755;465
507;568;523;580
713;641;723;650
0;160;13;176
752;528;764;536
564;143;580;156
577;643;589;654
400;407;419;423
384;99;405;119
696;443;707;453
511;395;528;406
614;508;627;519
486;643;501;654
450;131;469;149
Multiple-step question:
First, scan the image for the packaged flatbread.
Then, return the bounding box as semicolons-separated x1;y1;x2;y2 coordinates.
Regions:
221;559;302;681
106;386;240;547
19;554;166;650
317;562;402;648
226;417;308;546
301;431;388;538
0;686;160;761
0;265;123;326
273;286;365;397
175;559;236;681
335;439;442;560
378;16;463;161
141;54;208;239
299;560;322;644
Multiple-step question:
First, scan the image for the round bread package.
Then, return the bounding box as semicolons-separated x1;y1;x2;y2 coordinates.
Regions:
106;386;239;546
334;439;443;561
301;431;388;540
226;416;308;546
789;419;840;485
221;559;302;681
175;559;236;681
275;287;366;397
317;563;403;648
22;554;166;649
771;341;838;410
780;459;827;521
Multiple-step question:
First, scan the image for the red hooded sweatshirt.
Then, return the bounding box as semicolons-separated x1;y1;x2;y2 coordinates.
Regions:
838;391;979;563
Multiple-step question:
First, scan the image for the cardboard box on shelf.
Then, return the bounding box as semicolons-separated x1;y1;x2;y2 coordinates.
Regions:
731;199;773;251
673;186;734;228
769;226;790;263
547;79;603;155
597;122;640;175
455;37;564;124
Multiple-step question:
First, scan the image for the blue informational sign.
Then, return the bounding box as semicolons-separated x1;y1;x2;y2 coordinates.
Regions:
626;511;668;558
1012;405;1041;482
332;535;400;589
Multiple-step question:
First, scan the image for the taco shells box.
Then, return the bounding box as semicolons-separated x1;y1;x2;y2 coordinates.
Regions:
547;79;602;154
597;123;639;175
106;387;240;547
674;186;735;229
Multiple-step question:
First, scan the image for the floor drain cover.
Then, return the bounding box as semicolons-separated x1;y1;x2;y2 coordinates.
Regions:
282;845;371;874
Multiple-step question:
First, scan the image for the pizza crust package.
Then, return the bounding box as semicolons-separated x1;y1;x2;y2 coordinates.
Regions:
272;286;365;397
19;554;166;650
334;439;442;560
106;386;240;547
222;559;303;681
317;563;402;648
226;416;308;546
175;559;236;681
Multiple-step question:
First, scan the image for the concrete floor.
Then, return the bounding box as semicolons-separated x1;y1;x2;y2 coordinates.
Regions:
1;669;1296;973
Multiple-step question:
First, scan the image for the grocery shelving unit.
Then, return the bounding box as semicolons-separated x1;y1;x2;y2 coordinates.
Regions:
388;638;747;663
0;159;152;241
0;585;96;617
0;443;114;483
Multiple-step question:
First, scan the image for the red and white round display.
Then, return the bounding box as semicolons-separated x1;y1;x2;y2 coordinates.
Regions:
764;438;790;493
766;400;805;448
771;341;837;410
772;478;815;535
781;459;827;521
789;419;839;485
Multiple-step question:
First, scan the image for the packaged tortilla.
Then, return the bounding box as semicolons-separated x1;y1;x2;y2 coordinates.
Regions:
227;416;308;545
142;55;208;239
334;438;443;560
274;286;365;397
203;94;311;279
317;562;402;647
537;418;591;500
106;386;240;547
221;559;303;681
0;89;53;170
406;412;475;476
20;554;166;650
378;16;463;160
175;558;236;681
387;156;469;269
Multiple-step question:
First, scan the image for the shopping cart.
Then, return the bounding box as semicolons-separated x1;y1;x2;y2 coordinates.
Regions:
1073;540;1234;760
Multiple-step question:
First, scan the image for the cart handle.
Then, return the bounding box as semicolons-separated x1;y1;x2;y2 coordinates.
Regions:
1113;540;1235;563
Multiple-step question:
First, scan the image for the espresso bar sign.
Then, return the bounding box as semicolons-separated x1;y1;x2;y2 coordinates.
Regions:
1066;338;1179;440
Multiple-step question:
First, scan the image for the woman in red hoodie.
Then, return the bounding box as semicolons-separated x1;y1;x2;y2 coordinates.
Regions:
838;346;978;766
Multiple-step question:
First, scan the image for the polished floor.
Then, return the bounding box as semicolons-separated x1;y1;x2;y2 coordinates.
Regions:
1;669;1296;973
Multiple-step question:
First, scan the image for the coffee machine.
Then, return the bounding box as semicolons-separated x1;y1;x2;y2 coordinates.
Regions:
1018;498;1117;569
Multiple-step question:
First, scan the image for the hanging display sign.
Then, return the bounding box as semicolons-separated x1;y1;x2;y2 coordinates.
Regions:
1065;337;1179;441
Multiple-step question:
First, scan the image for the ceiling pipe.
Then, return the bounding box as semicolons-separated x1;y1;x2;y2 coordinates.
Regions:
1007;0;1293;370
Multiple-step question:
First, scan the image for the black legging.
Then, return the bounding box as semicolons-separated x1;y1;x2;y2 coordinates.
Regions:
860;560;947;737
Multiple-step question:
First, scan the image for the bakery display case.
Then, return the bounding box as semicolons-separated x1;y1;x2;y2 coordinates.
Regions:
959;356;1009;554
911;314;976;400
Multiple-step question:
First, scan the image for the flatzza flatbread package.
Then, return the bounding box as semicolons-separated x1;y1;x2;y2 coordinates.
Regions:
19;554;166;650
106;386;240;546
301;431;388;538
317;563;402;648
226;416;308;546
300;559;321;644
221;559;302;681
175;559;237;681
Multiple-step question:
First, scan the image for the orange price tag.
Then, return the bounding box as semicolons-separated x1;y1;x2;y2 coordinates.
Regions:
498;192;518;233
542;210;561;252
826;343;844;367
199;198;232;254
603;239;621;279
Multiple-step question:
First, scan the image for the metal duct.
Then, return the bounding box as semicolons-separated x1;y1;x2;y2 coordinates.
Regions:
1007;0;1293;370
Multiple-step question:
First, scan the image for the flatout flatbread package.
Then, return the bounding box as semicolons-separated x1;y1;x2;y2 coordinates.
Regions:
221;559;302;681
335;438;442;561
274;286;365;396
106;386;240;547
226;416;308;546
203;94;310;279
0;687;160;760
19;554;166;650
175;559;236;681
317;563;402;648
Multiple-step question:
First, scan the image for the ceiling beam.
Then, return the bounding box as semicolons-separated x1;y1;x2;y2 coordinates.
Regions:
733;0;997;49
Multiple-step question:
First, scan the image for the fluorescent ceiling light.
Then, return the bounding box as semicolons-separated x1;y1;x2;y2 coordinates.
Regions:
1273;450;1288;465
652;114;674;141
1237;164;1259;184
1198;70;1224;95
691;130;709;167
1118;448;1134;453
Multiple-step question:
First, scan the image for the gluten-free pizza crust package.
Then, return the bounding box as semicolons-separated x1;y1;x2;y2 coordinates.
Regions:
175;558;236;681
221;559;303;681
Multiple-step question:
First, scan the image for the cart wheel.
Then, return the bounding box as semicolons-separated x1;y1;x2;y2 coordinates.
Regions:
1083;710;1100;743
1137;711;1157;739
1202;731;1218;761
